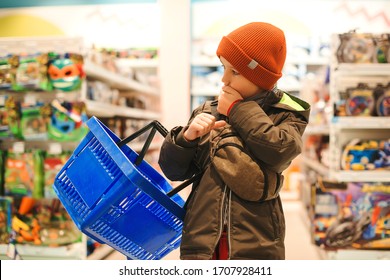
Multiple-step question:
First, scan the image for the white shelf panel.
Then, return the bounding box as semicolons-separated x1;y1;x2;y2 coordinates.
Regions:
191;57;221;67
324;249;390;260
302;156;329;177
0;242;86;260
330;170;390;182
286;57;329;65
85;60;159;96
191;88;219;96
332;117;390;129
85;100;161;119
304;125;330;135
115;58;158;68
334;63;390;76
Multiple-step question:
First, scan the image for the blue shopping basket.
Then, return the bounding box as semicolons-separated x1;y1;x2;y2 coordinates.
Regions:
53;116;192;260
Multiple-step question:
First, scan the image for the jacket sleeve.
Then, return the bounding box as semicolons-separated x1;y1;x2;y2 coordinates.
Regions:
158;126;200;181
158;105;206;181
228;101;308;173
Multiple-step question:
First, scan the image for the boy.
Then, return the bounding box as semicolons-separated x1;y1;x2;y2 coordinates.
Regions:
159;22;310;259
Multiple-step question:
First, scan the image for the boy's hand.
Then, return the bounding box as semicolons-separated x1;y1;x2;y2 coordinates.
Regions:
183;113;226;141
217;86;243;116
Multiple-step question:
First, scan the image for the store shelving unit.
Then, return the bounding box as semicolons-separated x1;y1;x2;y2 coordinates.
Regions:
0;36;88;260
301;33;390;260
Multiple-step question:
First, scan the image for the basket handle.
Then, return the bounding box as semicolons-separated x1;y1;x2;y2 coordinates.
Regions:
166;171;204;197
117;120;204;198
117;120;168;166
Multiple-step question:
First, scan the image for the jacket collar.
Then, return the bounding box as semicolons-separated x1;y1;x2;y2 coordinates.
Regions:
245;88;283;108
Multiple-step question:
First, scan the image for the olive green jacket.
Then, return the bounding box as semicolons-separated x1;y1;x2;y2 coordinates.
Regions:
158;89;310;259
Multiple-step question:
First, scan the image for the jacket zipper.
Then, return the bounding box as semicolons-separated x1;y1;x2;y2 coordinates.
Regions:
227;189;232;260
212;184;228;257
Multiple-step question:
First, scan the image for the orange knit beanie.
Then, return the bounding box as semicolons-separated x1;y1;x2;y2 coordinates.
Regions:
216;22;286;90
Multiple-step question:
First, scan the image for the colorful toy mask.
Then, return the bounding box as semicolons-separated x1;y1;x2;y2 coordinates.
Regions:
48;58;82;91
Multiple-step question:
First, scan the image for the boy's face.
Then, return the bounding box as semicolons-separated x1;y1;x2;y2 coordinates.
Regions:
220;56;261;99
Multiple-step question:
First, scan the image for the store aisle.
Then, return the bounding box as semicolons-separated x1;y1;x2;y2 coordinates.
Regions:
282;199;323;260
103;196;322;260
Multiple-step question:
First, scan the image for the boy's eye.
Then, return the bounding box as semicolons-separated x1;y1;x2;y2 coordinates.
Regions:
232;69;240;75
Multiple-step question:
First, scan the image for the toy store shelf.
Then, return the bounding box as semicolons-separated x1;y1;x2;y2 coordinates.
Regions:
334;63;390;76
191;87;219;96
84;60;159;96
0;139;80;152
329;170;390;183
323;249;390;260
0;242;86;260
85;100;161;120
191;57;221;67
115;58;159;68
286;56;329;66
301;156;329;177
304;124;330;135
331;117;390;129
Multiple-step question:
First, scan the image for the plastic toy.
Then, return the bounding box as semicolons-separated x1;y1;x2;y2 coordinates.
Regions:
47;100;88;142
345;83;375;116
313;180;390;249
47;53;84;92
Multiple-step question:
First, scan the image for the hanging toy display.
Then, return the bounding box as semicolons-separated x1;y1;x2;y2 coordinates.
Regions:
345;83;375;116
47;53;85;92
337;32;390;64
47;99;88;141
375;83;390;116
374;34;390;63
337;32;375;63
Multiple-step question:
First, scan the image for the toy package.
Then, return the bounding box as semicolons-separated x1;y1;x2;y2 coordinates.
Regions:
0;105;14;139
336;32;390;64
341;139;390;171
47;52;85;92
3;96;22;139
0;197;12;244
312;179;390;249
48;100;88;142
0;56;13;90
43;150;71;199
20;103;50;141
4;149;44;198
334;82;390;117
10;197;81;246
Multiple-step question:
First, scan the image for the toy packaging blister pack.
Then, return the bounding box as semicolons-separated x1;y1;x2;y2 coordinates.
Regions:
341;139;390;171
10;197;81;246
3;149;44;199
43;151;71;199
334;82;390;117
312;179;390;249
0;197;12;244
48;100;88;142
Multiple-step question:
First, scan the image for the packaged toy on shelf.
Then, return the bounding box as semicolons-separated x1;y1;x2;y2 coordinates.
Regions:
47;52;85;92
341;139;390;171
43;150;71;199
9;197;81;247
334;82;390;117
4;148;44;198
336;32;390;64
0;197;12;244
312;178;390;250
20;103;51;141
48;100;88;142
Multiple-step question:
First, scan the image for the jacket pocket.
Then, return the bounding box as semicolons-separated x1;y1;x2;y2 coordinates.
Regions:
210;128;282;202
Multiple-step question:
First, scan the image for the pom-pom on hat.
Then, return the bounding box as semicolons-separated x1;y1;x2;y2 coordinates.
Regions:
216;22;286;90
